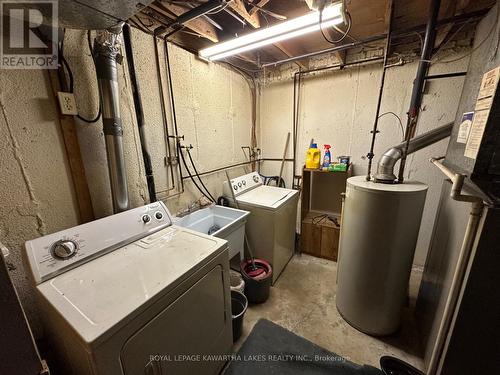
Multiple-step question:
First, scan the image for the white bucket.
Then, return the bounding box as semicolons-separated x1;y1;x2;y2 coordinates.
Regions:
230;270;245;294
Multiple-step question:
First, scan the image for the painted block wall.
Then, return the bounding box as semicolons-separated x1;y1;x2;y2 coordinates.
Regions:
0;27;254;334
258;52;471;267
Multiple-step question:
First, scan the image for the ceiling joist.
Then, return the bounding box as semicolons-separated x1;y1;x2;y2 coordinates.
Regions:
229;0;261;28
249;0;272;16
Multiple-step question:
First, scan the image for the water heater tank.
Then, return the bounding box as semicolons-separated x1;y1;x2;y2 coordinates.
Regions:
336;176;428;336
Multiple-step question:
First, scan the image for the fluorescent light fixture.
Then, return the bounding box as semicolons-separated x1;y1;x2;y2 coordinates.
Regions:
199;3;344;61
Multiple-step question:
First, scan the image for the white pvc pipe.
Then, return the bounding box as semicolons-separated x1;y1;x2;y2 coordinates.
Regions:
427;158;484;375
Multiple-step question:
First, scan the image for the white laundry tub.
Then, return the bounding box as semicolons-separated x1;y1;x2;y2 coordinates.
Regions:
175;205;250;261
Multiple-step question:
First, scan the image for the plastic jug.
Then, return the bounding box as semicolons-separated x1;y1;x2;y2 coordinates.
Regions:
306;143;321;169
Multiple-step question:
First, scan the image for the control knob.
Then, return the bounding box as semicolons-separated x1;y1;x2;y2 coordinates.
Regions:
52;240;78;260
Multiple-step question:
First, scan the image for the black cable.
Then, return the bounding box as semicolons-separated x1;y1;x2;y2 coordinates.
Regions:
320;9;352;45
76;31;101;123
179;146;215;202
57;30;102;123
186;148;216;202
378;111;405;140
260;174;286;188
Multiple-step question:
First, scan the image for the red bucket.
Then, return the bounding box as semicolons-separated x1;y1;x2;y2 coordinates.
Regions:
240;259;273;304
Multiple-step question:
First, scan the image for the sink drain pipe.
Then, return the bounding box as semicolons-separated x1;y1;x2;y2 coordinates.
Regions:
94;24;130;213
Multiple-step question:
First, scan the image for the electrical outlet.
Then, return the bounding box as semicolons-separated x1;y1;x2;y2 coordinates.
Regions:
57;92;78;115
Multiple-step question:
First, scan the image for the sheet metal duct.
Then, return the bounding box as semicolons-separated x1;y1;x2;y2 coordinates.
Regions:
94;24;130;213
374;122;454;183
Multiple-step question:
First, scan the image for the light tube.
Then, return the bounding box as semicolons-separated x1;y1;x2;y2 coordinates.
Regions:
199;3;344;61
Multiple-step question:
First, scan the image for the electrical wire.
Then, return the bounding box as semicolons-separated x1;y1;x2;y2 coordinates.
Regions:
58;30;102;123
186;147;216;201
378;111;405;140
434;5;500;64
207;2;229;15
319;8;352;45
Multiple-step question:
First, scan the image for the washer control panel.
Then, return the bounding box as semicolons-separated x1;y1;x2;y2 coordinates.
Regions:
224;172;262;197
25;202;172;284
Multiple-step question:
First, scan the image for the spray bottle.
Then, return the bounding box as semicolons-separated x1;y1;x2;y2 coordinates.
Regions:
323;144;332;169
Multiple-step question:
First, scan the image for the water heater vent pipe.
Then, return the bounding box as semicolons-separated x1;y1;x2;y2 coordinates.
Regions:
374;122;453;183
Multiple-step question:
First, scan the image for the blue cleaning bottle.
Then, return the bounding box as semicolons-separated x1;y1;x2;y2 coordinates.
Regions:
323;144;331;169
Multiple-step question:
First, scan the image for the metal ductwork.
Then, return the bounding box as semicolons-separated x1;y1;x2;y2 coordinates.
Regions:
94;23;130;213
374;122;454;183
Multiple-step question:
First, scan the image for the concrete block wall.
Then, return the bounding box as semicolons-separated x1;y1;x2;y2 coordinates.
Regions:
0;27;254;334
258;47;472;267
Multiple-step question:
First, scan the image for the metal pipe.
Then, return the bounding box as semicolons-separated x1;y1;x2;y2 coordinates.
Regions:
263;34;386;68
260;8;488;69
398;0;441;182
292;73;298;188
153;35;176;193
181;160;259;179
163;38;185;194
122;24;157;203
94;23;130;213
366;0;394;180
374;122;453;183
425;71;467;80
427;158;484;375
298;56;383;76
154;0;227;35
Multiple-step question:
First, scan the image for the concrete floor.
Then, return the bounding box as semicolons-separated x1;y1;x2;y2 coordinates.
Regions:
235;254;424;371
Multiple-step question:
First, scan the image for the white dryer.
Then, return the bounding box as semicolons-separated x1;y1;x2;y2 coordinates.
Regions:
24;202;232;375
223;172;299;284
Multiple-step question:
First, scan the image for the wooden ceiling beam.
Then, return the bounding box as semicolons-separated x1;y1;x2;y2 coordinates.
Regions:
273;42;308;69
229;0;261;28
249;0;272;16
333;50;346;64
434;0;470;49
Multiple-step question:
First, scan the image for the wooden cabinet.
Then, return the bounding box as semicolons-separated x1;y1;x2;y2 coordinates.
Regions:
300;167;351;261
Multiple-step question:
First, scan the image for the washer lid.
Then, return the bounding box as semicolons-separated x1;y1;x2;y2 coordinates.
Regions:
36;226;227;344
236;185;298;210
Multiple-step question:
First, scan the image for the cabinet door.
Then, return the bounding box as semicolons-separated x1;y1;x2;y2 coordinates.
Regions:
120;265;231;375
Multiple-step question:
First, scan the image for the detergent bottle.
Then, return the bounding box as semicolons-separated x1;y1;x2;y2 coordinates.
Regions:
323;144;332;169
306;143;321;169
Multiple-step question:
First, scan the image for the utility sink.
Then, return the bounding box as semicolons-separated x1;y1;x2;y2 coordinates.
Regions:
175;205;250;261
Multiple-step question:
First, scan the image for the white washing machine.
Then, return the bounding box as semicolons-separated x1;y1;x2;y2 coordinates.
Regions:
24;202;232;375
223;172;299;284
